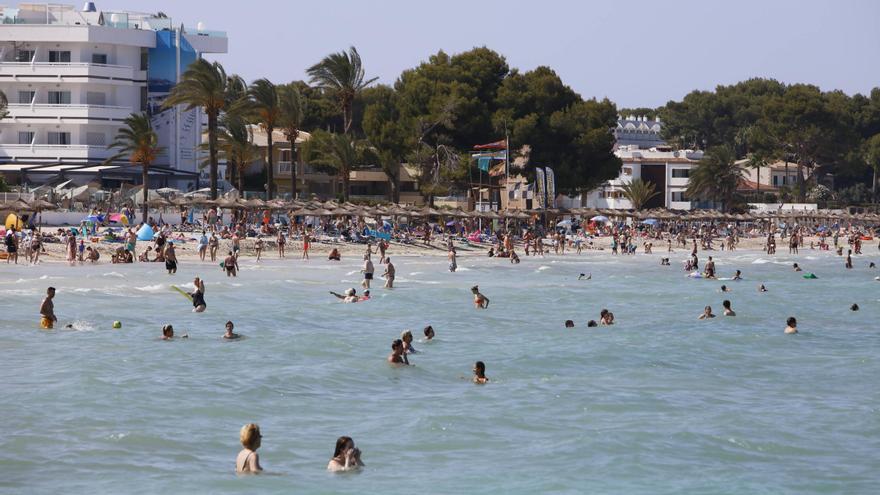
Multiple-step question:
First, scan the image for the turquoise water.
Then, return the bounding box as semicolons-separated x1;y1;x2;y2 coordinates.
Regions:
2;249;879;494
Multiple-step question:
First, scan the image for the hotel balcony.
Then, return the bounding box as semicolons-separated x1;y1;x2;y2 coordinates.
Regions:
5;103;133;122
0;144;115;163
0;62;140;84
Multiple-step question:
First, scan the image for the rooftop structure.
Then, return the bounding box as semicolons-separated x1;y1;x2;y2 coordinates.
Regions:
613;115;666;149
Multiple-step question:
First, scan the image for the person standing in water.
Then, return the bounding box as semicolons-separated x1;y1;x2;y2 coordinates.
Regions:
383;258;395;288
785;316;798;334
473;361;489;384
191;277;207;313
471;285;490;309
164;241;178;274
236;423;263;474
39;287;57;329
388;339;409;365
301;232;310;260
722;300;736;316
224;251;238;277
327;436;364;472
845;249;853;269
361;255;374;289
223;321;241;340
448;247;458;272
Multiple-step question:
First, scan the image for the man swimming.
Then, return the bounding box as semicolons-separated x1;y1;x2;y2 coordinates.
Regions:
387;339;409;365
223;320;241;339
784;317;798;334
330;288;360;303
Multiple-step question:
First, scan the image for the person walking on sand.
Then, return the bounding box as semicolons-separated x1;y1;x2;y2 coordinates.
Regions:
361;255;374;289
39;286;57;329
301;232;310;260
209;232;219;262
383;258;395;288
198;231;208;261
276;230;285;258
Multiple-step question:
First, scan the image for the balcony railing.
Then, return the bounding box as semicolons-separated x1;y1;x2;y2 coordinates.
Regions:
0;61;137;81
0;144;114;160
6;103;132;121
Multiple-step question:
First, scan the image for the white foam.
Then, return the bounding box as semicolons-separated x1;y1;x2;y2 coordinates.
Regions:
134;284;167;293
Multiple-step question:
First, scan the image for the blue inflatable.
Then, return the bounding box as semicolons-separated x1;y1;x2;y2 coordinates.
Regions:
136;224;154;241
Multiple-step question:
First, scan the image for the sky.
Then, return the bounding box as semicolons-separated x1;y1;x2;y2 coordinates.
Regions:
103;0;880;108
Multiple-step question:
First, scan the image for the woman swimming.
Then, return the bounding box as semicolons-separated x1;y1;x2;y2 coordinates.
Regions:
698;305;716;319
473;361;489;384
471;285;490;309
327;436;364;472
235;423;263;474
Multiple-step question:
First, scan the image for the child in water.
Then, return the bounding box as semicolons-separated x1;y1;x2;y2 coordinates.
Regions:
473;361;489;384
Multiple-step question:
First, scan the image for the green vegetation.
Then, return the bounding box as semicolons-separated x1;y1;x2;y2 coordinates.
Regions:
105;113;163;222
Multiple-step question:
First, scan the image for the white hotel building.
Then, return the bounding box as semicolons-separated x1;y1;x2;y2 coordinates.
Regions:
0;3;226;189
576;115;706;210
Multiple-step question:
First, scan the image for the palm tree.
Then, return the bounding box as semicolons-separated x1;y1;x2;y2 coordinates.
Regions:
619;178;660;210
307;46;377;134
105;113;164;223
278;84;306;199
246;79;281;199
686;145;744;212
306;131;372;201
0;90;8;119
209;116;261;194
163;59;231;199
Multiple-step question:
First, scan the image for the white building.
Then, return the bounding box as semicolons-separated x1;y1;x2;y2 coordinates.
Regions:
585;145;705;210
0;3;226;190
613;115;665;149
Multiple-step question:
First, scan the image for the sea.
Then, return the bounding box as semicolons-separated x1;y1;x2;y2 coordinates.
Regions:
1;248;879;494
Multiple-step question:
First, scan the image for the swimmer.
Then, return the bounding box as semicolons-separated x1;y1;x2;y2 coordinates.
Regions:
387;339;409;365
191;277;207;312
578;273;592;280
39;286;57;329
236;423;263;474
587;320;598;327
471;285;490;309
793;263;802;272
330;288;359;303
870;262;876;268
401;330;418;354
327;436;364;472
223;320;241;340
161;324;188;340
722;300;736;316
720;285;731;292
733;270;742;280
359;290;371;301
850;303;859;311
565;320;575;328
361;255;374;289
423;325;435;341
698;305;716;319
660;258;670;266
473;361;489;384
785;316;798;334
703;256;716;279
599;309;614;325
758;284;768;292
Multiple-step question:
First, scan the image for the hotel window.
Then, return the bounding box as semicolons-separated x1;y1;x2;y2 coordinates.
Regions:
18;91;35;104
140;86;148;112
773;176;779;186
92;53;108;64
86;92;107;105
140;48;149;71
671;168;690;178
48;50;71;63
671;191;688;202
18;131;35;145
48;91;71;105
86;132;105;146
48;132;72;145
280;149;292;162
16;50;35;62
622;167;632;176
